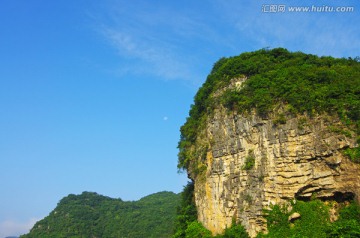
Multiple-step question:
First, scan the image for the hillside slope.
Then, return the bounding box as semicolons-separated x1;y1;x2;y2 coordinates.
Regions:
21;191;180;238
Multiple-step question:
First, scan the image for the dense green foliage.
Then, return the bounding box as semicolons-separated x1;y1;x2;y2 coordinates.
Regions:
173;182;198;238
21;191;180;238
185;221;212;238
327;202;360;237
216;223;250;238
258;200;360;238
242;150;255;171
344;146;360;163
178;48;360;171
261;200;329;237
181;220;250;238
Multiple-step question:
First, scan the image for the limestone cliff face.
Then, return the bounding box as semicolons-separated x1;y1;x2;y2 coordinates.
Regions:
189;80;360;237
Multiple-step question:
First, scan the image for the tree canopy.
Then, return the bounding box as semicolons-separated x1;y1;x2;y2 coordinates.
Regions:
178;48;360;171
21;191;180;238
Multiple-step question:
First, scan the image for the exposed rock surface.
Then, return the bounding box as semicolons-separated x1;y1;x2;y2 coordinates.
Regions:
288;212;301;221
190;79;360;237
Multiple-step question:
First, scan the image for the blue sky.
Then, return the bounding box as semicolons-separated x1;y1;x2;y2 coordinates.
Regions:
0;0;359;236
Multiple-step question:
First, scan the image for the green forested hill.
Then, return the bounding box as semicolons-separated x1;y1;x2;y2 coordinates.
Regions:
21;191;180;238
178;48;360;171
175;48;360;237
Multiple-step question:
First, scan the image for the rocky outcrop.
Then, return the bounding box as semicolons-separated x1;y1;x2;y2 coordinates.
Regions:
190;79;360;237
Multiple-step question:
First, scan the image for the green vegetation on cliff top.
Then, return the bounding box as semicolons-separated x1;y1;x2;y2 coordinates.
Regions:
21;191;180;238
178;48;360;170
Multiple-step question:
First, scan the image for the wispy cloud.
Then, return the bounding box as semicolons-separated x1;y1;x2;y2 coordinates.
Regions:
91;0;359;86
92;1;219;84
215;0;360;57
0;218;38;237
103;27;192;80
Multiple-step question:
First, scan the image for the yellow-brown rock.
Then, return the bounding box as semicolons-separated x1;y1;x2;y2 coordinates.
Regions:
189;79;360;237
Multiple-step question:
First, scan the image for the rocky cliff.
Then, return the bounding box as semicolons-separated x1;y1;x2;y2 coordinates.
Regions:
178;49;360;237
191;78;360;237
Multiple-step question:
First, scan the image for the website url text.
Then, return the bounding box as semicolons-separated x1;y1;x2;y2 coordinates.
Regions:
262;5;355;13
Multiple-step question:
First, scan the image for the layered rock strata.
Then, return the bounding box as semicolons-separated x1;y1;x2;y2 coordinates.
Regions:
190;81;360;237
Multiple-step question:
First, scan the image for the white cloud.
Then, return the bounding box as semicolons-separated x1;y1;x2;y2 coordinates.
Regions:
100;22;201;82
92;0;360;87
0;218;38;237
215;0;360;58
91;1;221;85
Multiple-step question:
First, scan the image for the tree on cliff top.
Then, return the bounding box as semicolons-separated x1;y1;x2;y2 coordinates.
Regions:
178;48;360;171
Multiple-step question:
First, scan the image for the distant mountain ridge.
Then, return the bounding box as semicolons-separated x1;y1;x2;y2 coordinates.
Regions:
21;191;180;238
